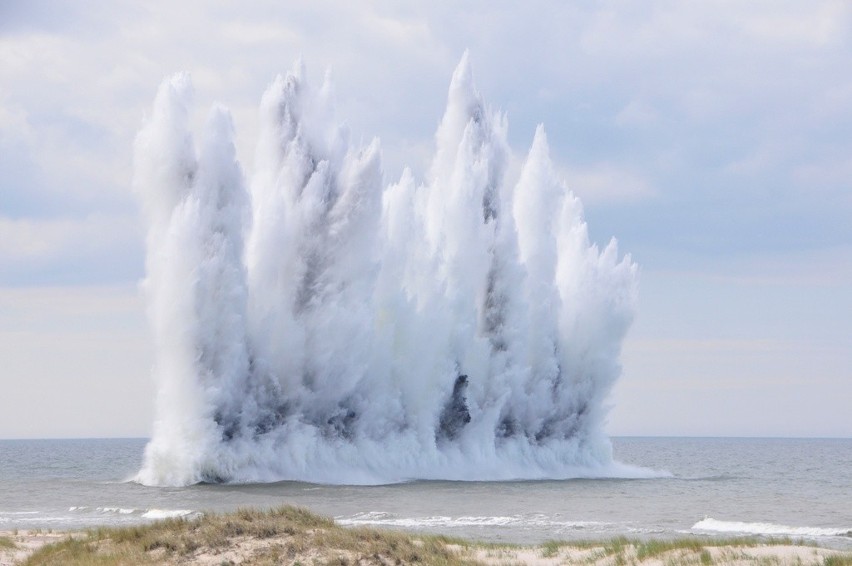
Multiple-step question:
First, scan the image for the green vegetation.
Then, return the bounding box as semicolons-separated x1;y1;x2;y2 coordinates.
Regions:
526;535;843;566
12;506;852;566
21;506;485;566
0;535;16;549
540;539;561;557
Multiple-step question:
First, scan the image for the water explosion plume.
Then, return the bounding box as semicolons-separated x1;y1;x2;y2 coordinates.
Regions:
134;54;640;486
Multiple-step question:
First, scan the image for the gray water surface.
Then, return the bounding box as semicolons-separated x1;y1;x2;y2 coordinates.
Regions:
1;437;849;547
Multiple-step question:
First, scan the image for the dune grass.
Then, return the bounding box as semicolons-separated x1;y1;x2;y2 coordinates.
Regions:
16;506;852;566
0;535;16;549
21;506;484;565
531;534;844;566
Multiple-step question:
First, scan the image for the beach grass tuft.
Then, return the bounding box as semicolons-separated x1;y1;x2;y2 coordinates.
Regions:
541;539;561;557
0;535;16;549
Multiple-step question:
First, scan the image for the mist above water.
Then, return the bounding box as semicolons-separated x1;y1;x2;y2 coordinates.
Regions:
133;54;640;486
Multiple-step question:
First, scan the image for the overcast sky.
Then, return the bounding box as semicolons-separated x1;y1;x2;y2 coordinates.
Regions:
1;1;850;439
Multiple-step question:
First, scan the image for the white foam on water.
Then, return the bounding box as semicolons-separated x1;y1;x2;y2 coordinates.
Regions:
98;507;137;515
141;509;199;520
66;506;200;521
692;518;852;538
133;53;645;487
338;512;608;531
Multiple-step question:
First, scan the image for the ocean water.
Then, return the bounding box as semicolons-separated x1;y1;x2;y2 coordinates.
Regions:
0;437;849;548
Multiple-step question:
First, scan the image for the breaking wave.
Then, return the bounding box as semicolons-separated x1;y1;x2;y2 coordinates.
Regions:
692;518;852;539
337;511;608;531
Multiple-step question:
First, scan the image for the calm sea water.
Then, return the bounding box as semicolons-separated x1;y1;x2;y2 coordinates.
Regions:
1;437;849;548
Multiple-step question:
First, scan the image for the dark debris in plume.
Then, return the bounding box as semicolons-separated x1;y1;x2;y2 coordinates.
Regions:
437;374;472;442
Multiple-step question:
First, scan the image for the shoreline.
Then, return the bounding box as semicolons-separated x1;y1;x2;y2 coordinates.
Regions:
2;508;851;566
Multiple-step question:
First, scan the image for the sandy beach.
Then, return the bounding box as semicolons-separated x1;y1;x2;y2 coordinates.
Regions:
2;507;850;566
0;530;80;566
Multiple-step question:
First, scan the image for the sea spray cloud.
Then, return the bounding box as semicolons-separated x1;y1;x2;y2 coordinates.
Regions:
134;54;640;486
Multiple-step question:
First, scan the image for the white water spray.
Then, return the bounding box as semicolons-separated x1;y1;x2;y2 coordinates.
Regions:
134;54;641;486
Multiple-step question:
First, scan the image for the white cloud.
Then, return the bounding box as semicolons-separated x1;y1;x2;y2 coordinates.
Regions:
0;214;143;285
0;285;152;438
614;100;659;128
558;163;656;205
363;14;434;47
0;100;34;144
732;0;851;46
220;21;301;45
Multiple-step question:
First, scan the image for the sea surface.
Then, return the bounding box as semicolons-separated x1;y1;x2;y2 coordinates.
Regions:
1;437;849;548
